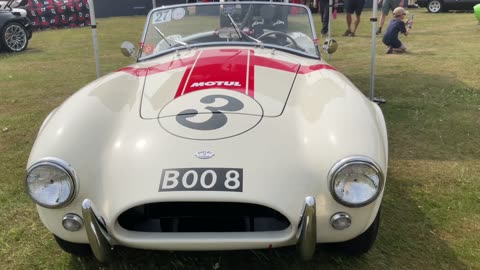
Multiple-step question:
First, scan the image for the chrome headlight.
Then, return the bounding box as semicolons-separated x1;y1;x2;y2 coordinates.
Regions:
329;157;384;207
26;158;77;208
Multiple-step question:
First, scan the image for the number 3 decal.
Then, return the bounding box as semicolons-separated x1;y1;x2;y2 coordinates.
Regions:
176;94;244;130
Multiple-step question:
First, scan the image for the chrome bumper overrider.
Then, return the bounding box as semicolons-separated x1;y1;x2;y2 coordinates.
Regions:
296;196;317;261
81;197;317;263
82;199;113;263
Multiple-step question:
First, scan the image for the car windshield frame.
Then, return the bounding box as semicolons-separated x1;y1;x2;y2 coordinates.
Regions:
138;2;320;61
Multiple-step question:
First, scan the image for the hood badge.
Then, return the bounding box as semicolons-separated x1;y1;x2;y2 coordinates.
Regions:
195;151;215;160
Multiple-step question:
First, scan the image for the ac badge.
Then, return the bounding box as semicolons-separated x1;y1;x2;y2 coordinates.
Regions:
195;151;215;159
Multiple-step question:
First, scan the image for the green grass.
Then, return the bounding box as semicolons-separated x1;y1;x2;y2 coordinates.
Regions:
1;10;479;270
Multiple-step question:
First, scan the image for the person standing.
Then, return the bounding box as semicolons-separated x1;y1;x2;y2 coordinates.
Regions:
382;7;413;54
319;0;330;36
342;0;366;37
376;0;404;35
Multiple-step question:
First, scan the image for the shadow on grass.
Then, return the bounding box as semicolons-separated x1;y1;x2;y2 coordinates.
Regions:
64;175;469;270
0;48;43;58
400;51;436;56
359;70;480;161
22;47;44;54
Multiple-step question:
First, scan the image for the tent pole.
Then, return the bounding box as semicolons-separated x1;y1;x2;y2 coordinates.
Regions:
369;0;385;103
369;0;377;101
327;0;333;60
88;0;101;78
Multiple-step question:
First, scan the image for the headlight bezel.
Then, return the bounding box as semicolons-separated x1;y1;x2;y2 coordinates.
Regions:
25;157;78;209
328;156;384;208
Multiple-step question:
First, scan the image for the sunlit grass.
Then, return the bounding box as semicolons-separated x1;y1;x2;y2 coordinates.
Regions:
0;9;479;270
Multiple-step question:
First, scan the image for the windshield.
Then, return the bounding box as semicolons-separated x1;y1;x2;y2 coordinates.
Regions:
140;2;319;60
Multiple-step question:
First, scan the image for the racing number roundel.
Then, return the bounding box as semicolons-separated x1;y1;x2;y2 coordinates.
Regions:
176;94;244;130
158;90;263;140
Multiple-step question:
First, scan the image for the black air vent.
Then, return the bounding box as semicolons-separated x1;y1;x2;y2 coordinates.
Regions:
118;202;290;233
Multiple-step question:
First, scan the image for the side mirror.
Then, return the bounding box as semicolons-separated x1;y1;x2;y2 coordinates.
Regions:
120;41;136;58
323;38;338;54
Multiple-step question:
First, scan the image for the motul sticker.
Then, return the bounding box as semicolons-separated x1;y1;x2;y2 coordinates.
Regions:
176;49;254;98
190;81;242;88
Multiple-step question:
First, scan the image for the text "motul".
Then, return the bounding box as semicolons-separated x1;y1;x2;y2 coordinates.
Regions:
190;81;242;87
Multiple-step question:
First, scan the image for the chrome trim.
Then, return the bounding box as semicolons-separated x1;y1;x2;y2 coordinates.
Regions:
82;199;113;263
330;212;351;230
25;157;78;209
62;213;83;231
194;150;215;159
328;156;385;208
296;196;316;261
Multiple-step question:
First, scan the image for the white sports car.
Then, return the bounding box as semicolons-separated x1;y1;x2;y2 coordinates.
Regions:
26;2;388;263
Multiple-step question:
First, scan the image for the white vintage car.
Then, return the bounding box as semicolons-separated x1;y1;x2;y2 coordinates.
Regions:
26;2;388;263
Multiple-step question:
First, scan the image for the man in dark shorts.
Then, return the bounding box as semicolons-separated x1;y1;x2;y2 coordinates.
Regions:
319;0;330;36
342;0;366;37
382;7;413;54
376;0;404;35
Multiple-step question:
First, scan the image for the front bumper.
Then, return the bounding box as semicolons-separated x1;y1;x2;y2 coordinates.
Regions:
82;199;113;263
82;197;318;263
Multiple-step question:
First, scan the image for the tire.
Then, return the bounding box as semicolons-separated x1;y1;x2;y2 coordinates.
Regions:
427;0;443;13
54;235;92;257
1;22;29;52
329;209;381;255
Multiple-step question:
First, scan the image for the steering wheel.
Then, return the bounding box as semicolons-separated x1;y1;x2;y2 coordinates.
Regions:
256;31;301;50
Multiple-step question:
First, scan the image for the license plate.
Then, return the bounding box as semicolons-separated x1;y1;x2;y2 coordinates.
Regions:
159;168;243;192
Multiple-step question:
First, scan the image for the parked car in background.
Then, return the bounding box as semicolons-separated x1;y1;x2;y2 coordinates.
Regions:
0;0;32;52
415;0;480;13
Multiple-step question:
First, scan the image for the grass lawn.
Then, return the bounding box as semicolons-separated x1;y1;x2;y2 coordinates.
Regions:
1;9;479;270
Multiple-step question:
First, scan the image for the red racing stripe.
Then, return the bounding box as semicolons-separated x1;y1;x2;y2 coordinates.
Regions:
117;49;336;99
252;55;299;73
118;49;335;78
298;64;336;74
175;49;254;98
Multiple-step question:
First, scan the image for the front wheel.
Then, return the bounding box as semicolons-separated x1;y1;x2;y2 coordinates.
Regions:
54;235;92;257
329;209;381;255
427;0;443;13
1;22;29;52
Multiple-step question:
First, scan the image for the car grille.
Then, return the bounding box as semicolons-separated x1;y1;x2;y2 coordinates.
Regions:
117;202;290;233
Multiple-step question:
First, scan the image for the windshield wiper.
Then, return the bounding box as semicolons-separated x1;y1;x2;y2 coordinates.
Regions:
226;14;263;46
154;26;189;48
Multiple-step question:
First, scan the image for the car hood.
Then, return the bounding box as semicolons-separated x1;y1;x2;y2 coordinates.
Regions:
122;48;302;118
30;46;387;243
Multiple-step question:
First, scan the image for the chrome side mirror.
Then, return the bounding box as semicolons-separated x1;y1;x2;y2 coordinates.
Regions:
323;38;338;54
120;41;136;58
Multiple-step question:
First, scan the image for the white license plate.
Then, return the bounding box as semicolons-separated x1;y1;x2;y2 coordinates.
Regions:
159;168;243;192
